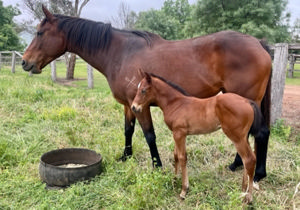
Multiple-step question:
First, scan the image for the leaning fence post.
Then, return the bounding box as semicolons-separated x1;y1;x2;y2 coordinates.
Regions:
87;64;94;88
51;60;57;82
11;51;16;73
271;43;289;124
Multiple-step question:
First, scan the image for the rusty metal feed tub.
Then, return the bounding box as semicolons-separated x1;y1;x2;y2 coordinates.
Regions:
39;148;102;187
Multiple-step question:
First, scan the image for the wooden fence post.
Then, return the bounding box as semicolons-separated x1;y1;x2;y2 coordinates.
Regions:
87;64;94;88
271;43;289;124
11;51;16;73
288;54;294;78
51;60;57;82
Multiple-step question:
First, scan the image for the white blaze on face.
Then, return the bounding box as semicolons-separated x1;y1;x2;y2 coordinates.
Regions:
137;81;141;89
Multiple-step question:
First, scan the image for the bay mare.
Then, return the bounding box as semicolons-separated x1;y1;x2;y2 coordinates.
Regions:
22;6;272;183
131;72;269;203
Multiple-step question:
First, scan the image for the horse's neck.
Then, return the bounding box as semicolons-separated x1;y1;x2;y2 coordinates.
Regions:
66;30;125;77
153;79;184;111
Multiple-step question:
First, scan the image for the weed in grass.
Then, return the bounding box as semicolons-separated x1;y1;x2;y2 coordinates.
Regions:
271;119;291;141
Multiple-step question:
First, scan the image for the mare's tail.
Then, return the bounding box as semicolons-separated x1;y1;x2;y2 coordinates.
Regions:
259;39;272;127
249;101;270;182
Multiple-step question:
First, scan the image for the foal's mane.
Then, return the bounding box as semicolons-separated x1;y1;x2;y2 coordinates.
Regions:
48;14;158;54
149;73;190;96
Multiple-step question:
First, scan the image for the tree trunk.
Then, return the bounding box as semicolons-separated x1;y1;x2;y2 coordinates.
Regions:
66;53;76;80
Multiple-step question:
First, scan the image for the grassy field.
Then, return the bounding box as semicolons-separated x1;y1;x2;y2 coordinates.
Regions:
0;61;299;209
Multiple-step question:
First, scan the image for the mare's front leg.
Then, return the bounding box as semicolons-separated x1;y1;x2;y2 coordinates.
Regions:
135;106;162;167
120;106;136;161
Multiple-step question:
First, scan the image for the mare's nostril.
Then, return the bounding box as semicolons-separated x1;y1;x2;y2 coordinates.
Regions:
21;60;26;66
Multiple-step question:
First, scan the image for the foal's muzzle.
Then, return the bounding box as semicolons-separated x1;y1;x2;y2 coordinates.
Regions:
131;104;142;113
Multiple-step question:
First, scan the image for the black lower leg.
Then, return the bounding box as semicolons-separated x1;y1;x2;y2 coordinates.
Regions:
144;129;162;167
120;117;136;162
229;153;243;171
254;131;269;182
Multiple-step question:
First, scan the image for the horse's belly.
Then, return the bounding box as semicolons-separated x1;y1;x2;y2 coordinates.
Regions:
187;120;221;135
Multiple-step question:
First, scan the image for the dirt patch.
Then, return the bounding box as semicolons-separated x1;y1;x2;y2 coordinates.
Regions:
56;78;86;87
282;85;300;131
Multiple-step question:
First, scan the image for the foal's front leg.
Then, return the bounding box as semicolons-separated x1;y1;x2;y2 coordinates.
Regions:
173;131;188;199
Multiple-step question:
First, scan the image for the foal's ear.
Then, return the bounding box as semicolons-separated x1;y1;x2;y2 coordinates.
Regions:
42;5;55;23
145;72;152;84
138;68;146;78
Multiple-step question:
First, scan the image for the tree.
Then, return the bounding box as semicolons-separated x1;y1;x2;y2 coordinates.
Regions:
0;1;25;51
21;0;90;79
134;0;191;40
186;0;291;43
111;1;137;29
291;18;300;43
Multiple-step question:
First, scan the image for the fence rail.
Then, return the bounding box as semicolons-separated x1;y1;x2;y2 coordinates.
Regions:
0;51;94;88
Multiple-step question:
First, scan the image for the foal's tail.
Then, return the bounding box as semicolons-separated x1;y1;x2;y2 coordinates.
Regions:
249;100;270;182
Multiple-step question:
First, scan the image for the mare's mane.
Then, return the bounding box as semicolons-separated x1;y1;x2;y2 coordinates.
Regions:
46;14;158;54
149;73;190;96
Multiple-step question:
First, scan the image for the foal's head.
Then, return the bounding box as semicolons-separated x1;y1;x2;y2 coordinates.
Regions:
131;72;155;113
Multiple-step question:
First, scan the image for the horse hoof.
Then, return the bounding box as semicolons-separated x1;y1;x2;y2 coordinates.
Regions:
228;163;237;171
179;193;186;200
118;154;131;162
253;181;260;191
240;193;253;204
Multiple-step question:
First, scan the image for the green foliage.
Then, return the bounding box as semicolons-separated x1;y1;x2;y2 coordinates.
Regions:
271;119;291;141
0;0;25;50
134;0;291;42
134;0;191;40
186;0;290;43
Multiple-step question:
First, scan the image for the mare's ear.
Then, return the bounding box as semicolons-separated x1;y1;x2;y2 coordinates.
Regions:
145;72;152;84
42;5;55;23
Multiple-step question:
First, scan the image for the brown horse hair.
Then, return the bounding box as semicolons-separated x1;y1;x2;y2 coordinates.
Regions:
148;73;190;96
48;14;158;54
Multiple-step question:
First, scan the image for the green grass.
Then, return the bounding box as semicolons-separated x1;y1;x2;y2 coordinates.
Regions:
286;63;300;85
0;62;299;209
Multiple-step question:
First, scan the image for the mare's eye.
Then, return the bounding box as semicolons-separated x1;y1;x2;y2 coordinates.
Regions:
37;31;44;36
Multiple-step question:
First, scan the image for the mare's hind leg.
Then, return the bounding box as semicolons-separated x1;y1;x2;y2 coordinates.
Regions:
229;153;243;171
135;106;162;167
253;128;270;182
120;106;136;161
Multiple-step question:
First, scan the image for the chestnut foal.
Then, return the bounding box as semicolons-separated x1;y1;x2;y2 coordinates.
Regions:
131;72;269;204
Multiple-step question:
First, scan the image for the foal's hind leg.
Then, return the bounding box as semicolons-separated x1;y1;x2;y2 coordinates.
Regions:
234;140;256;204
173;131;189;199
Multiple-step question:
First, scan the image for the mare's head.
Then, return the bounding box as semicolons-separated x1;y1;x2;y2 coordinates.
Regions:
131;72;155;113
22;6;67;73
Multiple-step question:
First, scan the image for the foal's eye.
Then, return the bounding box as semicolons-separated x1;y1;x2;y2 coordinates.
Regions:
141;89;146;94
37;31;44;36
